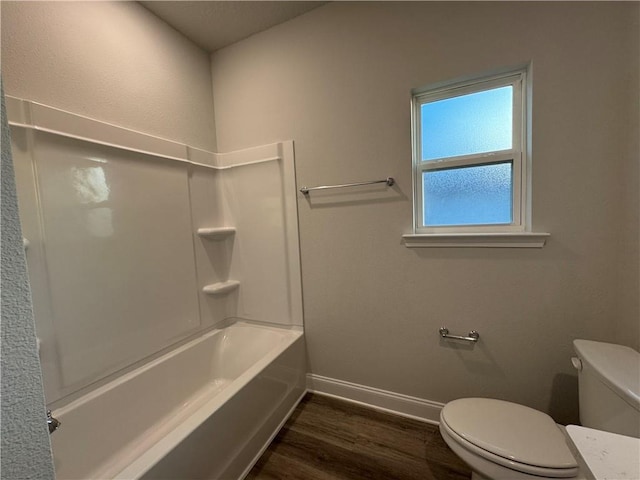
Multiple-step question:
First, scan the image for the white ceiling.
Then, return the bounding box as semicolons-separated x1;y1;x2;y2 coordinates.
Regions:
140;1;327;53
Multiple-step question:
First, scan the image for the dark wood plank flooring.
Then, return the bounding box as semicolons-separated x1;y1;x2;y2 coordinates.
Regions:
246;393;472;480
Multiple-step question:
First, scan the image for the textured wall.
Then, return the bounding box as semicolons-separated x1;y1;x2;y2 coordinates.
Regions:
211;2;639;423
1;1;216;151
1;83;55;478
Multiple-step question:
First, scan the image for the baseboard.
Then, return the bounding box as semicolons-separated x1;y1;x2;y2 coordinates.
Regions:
306;374;444;425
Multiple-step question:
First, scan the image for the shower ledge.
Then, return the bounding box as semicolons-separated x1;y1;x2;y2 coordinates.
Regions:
197;227;236;239
202;280;240;295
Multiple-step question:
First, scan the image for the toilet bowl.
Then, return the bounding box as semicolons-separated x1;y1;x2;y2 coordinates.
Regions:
439;398;580;480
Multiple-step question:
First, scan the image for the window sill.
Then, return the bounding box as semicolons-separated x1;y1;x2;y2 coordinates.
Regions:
402;232;550;248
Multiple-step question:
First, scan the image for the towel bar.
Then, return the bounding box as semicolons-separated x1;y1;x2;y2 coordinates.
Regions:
300;177;394;195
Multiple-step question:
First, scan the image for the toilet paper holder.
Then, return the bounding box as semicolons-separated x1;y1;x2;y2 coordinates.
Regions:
439;327;480;343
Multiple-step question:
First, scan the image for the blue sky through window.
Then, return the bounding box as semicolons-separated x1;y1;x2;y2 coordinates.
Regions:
421;86;513;161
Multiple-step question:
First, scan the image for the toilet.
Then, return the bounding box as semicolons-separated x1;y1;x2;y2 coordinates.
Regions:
439;339;640;480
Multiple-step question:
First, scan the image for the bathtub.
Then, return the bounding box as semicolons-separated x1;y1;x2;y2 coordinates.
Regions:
50;321;306;479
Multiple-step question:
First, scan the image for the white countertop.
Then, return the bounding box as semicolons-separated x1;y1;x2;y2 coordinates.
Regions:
566;425;640;480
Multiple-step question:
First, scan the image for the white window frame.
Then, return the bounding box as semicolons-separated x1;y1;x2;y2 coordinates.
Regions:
411;68;528;235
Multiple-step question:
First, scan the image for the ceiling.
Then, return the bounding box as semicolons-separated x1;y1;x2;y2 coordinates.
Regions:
140;1;327;53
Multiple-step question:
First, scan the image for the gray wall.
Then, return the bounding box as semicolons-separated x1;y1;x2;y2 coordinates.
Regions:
211;1;639;423
1;1;216;151
617;7;640;349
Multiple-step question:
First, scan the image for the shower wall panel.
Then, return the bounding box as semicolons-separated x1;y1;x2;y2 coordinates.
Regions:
14;131;202;402
220;143;303;327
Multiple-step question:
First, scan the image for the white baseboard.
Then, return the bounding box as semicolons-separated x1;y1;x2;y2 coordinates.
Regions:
306;374;444;425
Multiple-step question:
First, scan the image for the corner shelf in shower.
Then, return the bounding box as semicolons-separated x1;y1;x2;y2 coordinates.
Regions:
197;227;236;240
202;280;240;296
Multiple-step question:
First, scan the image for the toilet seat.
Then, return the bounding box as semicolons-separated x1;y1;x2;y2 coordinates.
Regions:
441;398;578;478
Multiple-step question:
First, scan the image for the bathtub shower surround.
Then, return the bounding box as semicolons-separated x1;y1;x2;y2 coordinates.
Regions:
8;96;304;479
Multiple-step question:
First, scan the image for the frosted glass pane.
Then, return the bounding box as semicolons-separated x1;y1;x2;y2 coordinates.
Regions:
421;86;512;160
423;162;512;226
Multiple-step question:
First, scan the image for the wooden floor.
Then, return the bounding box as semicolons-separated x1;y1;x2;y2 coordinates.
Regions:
247;393;472;480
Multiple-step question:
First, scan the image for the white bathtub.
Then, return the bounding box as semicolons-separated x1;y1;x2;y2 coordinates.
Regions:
50;322;306;479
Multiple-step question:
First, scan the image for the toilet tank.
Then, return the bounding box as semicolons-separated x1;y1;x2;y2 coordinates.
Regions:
573;340;640;438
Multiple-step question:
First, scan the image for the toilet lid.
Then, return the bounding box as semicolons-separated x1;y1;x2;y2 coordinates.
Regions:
441;398;578;470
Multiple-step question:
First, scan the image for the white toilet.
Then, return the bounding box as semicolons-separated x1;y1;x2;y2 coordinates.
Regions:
439;339;640;480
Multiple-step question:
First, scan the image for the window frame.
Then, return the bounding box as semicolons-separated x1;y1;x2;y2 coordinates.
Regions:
411;68;528;234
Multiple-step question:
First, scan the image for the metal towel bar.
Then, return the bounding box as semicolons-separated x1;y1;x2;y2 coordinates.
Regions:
300;177;394;195
439;327;480;343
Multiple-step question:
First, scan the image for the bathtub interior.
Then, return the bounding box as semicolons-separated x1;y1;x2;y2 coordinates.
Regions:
51;321;305;480
211;322;296;379
137;328;306;480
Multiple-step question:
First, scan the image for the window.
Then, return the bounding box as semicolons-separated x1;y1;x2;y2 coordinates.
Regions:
411;68;530;236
